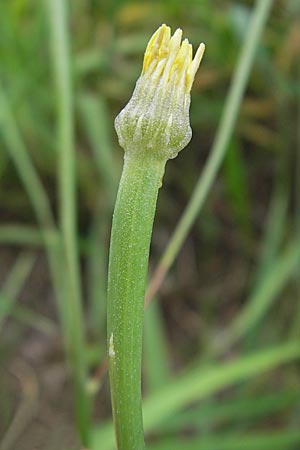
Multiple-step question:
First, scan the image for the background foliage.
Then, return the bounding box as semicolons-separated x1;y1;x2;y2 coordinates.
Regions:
0;1;300;449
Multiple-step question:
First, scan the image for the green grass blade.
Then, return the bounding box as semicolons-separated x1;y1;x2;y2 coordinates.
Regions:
78;93;118;198
47;0;90;444
218;238;300;350
148;430;300;450
223;139;251;235
92;341;300;450
0;225;56;247
0;76;66;340
254;186;288;285
143;341;300;430
87;213;108;332
0;84;54;228
0;252;35;331
161;389;299;431
144;300;170;392
10;306;58;336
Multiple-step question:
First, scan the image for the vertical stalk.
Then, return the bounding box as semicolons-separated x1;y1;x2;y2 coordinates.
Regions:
47;0;90;444
107;152;166;450
107;23;205;449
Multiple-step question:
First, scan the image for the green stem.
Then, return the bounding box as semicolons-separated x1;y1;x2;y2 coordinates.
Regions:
47;0;90;444
107;152;166;450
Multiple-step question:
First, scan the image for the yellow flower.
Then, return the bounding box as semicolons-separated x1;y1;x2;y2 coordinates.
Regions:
115;24;205;160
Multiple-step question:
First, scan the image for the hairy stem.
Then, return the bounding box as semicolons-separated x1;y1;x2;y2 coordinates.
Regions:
107;152;166;450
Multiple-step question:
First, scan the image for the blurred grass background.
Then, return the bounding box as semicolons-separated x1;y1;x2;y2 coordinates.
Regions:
1;0;300;449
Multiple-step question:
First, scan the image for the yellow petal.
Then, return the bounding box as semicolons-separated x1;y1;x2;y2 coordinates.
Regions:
142;24;170;74
186;42;205;92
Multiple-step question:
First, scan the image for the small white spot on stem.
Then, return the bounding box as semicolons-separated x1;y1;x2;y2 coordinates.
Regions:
109;333;115;358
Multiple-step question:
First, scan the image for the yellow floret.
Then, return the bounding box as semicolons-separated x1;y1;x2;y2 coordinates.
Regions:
142;24;205;93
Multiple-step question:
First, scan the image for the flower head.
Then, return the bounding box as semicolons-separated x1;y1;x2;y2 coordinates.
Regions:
115;24;205;160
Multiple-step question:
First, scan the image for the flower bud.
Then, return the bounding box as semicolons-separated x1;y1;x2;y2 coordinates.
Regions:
115;24;205;161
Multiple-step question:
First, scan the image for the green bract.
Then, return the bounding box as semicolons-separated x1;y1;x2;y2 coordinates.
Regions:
115;24;205;161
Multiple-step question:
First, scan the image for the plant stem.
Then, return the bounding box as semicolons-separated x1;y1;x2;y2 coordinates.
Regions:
47;0;90;444
107;152;166;450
